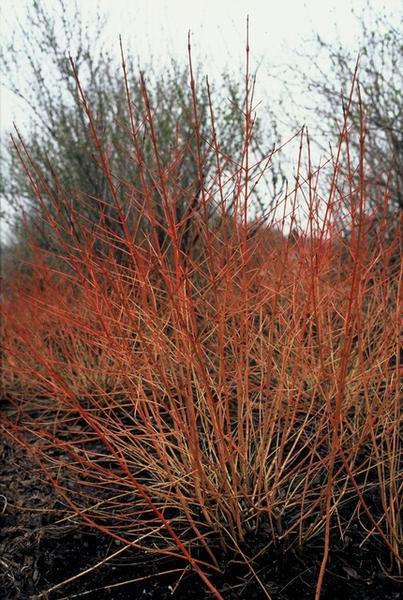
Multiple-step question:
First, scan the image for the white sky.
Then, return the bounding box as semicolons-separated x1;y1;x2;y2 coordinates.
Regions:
1;0;400;132
0;0;401;239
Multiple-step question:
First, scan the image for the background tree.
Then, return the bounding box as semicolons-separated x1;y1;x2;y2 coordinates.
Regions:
274;4;402;214
1;0;284;273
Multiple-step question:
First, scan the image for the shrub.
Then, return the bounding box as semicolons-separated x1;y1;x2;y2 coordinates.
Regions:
1;40;401;599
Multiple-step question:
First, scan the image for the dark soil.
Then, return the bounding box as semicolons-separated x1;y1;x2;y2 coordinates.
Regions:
1;437;401;600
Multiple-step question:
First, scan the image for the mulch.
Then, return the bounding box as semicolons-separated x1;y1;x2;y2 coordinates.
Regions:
0;436;401;600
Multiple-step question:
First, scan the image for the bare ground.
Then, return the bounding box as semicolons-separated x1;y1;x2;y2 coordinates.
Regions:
1;437;401;600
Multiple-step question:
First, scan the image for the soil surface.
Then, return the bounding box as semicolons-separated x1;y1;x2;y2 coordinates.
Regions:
1;437;401;600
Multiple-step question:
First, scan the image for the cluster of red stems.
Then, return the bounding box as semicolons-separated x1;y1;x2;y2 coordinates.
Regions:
1;40;401;600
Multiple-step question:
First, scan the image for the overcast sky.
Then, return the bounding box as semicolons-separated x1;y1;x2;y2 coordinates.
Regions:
0;0;401;239
1;0;400;132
